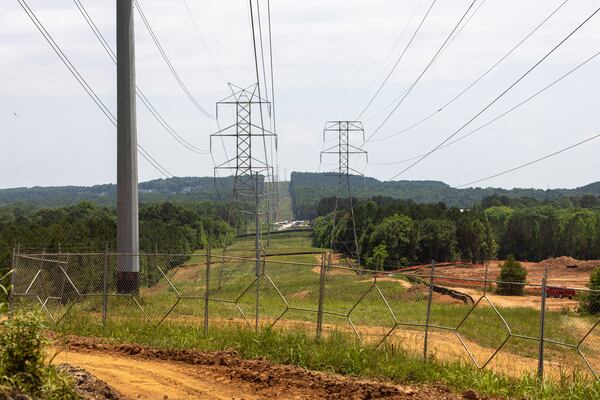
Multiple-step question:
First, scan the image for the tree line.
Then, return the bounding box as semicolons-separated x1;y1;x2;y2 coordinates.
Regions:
0;201;236;278
312;195;600;269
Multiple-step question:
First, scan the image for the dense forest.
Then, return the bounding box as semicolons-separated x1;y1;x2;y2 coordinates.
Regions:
0;201;235;277
312;194;600;269
290;172;600;219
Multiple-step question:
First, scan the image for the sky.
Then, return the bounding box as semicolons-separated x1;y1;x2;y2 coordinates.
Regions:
1;0;599;190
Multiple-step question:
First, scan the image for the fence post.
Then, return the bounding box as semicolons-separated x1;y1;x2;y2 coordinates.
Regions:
102;242;109;327
316;252;327;339
204;244;211;335
483;262;489;297
8;247;17;319
537;266;548;380
424;259;435;361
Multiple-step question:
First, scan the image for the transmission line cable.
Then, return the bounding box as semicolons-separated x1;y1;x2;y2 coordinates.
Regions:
132;0;215;120
18;0;184;182
249;0;271;174
256;0;274;192
347;0;424;117
369;49;600;166
356;0;437;119
363;0;487;123
267;0;277;140
363;0;478;144
181;0;227;83
388;6;600;180
256;0;270;106
439;0;487;54
371;0;570;143
73;0;208;154
457;133;600;188
266;0;279;218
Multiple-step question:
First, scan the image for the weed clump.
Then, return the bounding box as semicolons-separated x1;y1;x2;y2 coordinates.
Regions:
0;279;78;400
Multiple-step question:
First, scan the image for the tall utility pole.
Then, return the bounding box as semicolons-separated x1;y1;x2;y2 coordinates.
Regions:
116;0;139;293
320;121;367;265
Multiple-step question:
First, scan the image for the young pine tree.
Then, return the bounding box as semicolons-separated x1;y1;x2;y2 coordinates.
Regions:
496;255;527;296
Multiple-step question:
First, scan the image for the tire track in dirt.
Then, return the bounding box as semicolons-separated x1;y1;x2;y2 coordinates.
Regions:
53;337;473;400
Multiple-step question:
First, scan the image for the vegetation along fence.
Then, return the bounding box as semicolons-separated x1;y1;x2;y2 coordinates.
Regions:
9;250;600;382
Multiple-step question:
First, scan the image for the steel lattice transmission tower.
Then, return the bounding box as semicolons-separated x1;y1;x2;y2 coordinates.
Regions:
320;121;368;265
212;84;275;198
211;83;276;242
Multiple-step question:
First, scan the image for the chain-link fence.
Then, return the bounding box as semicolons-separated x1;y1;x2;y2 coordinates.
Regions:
9;250;600;382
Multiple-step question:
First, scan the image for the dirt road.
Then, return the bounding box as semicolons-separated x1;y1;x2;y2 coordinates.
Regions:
53;338;467;400
55;350;252;399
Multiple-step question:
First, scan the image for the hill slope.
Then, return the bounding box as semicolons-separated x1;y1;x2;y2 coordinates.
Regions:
3;173;600;218
289;172;600;219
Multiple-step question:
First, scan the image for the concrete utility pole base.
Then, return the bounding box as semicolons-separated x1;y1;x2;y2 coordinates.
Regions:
116;271;140;295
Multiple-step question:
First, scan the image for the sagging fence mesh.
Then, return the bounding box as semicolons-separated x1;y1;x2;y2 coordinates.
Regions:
9;251;600;381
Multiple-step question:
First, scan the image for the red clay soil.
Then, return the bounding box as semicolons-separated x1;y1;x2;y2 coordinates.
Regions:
410;257;600;288
56;335;491;400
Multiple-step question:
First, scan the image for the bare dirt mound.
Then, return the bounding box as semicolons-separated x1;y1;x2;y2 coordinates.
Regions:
410;258;600;288
538;256;599;271
55;336;481;400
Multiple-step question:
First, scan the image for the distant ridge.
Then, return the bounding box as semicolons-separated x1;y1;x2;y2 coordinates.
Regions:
1;173;599;214
288;172;600;219
0;176;235;208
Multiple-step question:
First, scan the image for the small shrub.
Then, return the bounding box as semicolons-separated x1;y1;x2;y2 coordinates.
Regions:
0;312;47;388
496;255;527;296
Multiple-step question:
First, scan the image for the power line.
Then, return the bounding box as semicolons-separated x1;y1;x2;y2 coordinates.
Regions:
364;0;478;144
256;0;270;105
266;0;279;219
371;0;570;143
438;0;487;54
363;0;487;123
132;0;215;120
457;133;600;188
356;0;437;120
388;6;600;181
18;0;183;181
248;0;271;175
347;0;424;117
369;48;600;166
181;0;227;83
255;0;275;194
18;0;114;125
267;0;277;139
73;0;208;154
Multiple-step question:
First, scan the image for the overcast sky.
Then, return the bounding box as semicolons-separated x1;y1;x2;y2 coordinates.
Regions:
1;0;599;190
